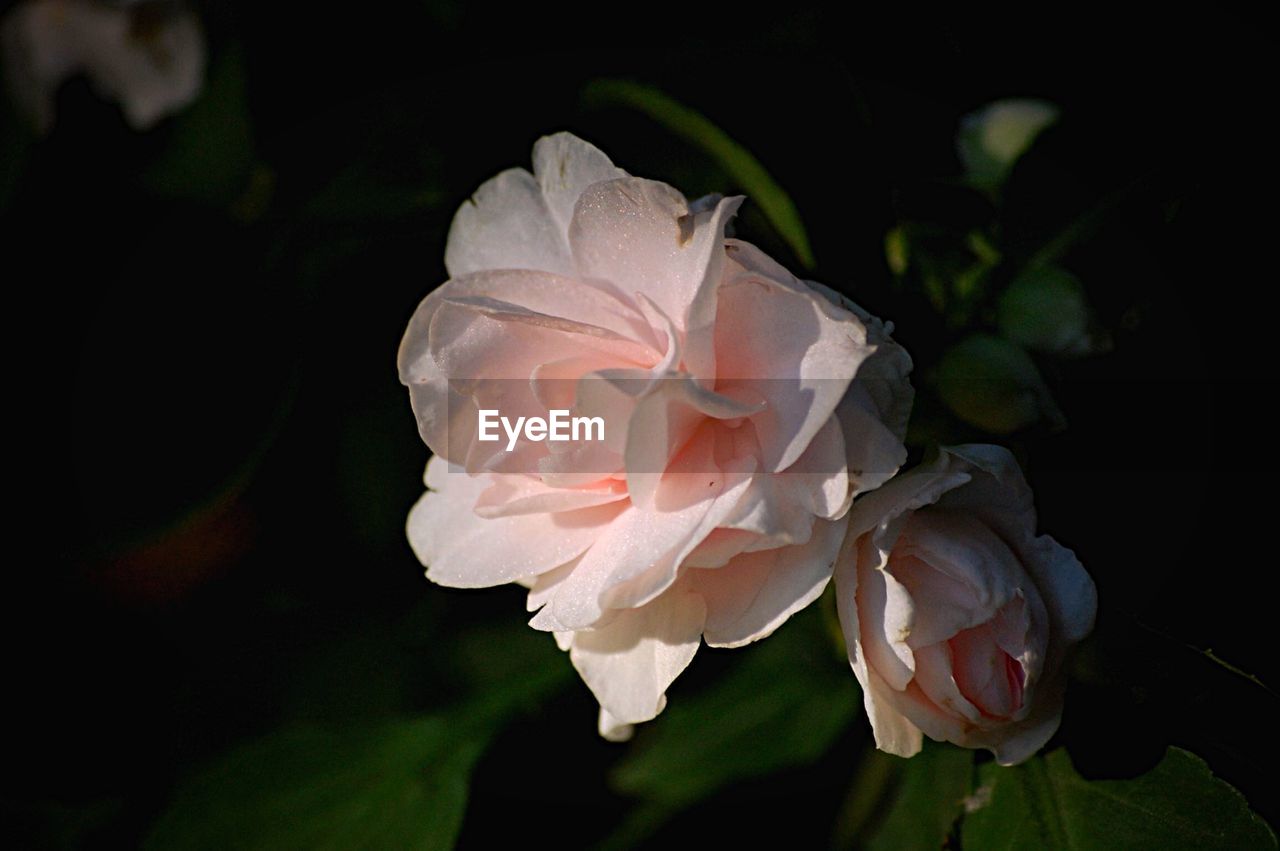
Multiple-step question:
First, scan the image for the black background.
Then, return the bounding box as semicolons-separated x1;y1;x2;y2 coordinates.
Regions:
5;4;1276;847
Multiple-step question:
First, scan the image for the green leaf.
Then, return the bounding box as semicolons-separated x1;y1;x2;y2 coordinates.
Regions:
936;334;1062;434
997;266;1094;356
613;614;857;805
144;718;483;851
961;748;1277;851
146;632;570;851
864;742;974;851
884;226;909;277
599;606;860;849
583;79;815;269
602;609;857;848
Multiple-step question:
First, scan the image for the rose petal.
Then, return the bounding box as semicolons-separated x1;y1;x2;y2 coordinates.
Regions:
970;678;1066;766
398;269;655;471
889;553;991;650
845;450;973;541
547;427;755;629
695;515;845;648
1023;535;1097;645
445;166;573;278
407;458;623;588
774;414;850;520
714;271;868;473
475;475;627;518
892;509;1026;645
597;706;638;742
835;382;912;496
531;132;628;242
567;585;706;725
569;178;742;363
912;642;982;724
857;553;917;691
430;295;654;379
861;667;926;758
936;444;1037;540
950;621;1023;720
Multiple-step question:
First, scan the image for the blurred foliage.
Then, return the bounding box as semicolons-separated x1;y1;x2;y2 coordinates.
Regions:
957;99;1060;191
142;46;259;212
144;718;485;851
146;619;571;850
603;607;857;847
996;265;1099;356
0;85;33;208
937;334;1062;434
584;79;815;269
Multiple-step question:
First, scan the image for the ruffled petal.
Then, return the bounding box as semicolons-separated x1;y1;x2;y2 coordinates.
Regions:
544;428;756;630
714;267;868;474
531;132;628;240
445;168;573;278
407;459;622;588
912;642;982;725
475;475;627;518
598;706;637;742
892;509;1026;646
836;530;924;758
569;178;741;365
1023;535;1097;645
567;585;706;725
858;554;917;691
695;516;845;648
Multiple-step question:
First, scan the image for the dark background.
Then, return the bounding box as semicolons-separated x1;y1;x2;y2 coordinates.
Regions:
5;4;1276;847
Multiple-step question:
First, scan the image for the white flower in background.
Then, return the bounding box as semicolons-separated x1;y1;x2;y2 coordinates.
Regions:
958;98;1059;187
399;133;913;739
2;0;205;132
835;444;1096;765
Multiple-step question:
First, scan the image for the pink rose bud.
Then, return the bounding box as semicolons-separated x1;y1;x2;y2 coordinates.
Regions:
835;444;1096;765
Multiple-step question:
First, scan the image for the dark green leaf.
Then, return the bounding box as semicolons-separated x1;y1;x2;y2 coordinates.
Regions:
937;334;1062;434
864;742;973;851
583;79;815;269
144;718;483;851
604;610;857;847
613;607;856;803
146;632;570;851
997;266;1095;356
961;747;1276;851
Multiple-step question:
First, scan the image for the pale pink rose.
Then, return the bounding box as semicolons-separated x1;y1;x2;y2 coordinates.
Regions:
2;0;205;133
834;444;1096;764
399;133;912;739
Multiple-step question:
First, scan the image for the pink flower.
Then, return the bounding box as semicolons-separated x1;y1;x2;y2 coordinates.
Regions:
2;0;205;133
834;445;1096;764
399;133;912;738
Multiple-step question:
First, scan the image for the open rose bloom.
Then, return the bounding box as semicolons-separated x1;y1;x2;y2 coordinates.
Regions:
835;444;1096;764
399;133;913;738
